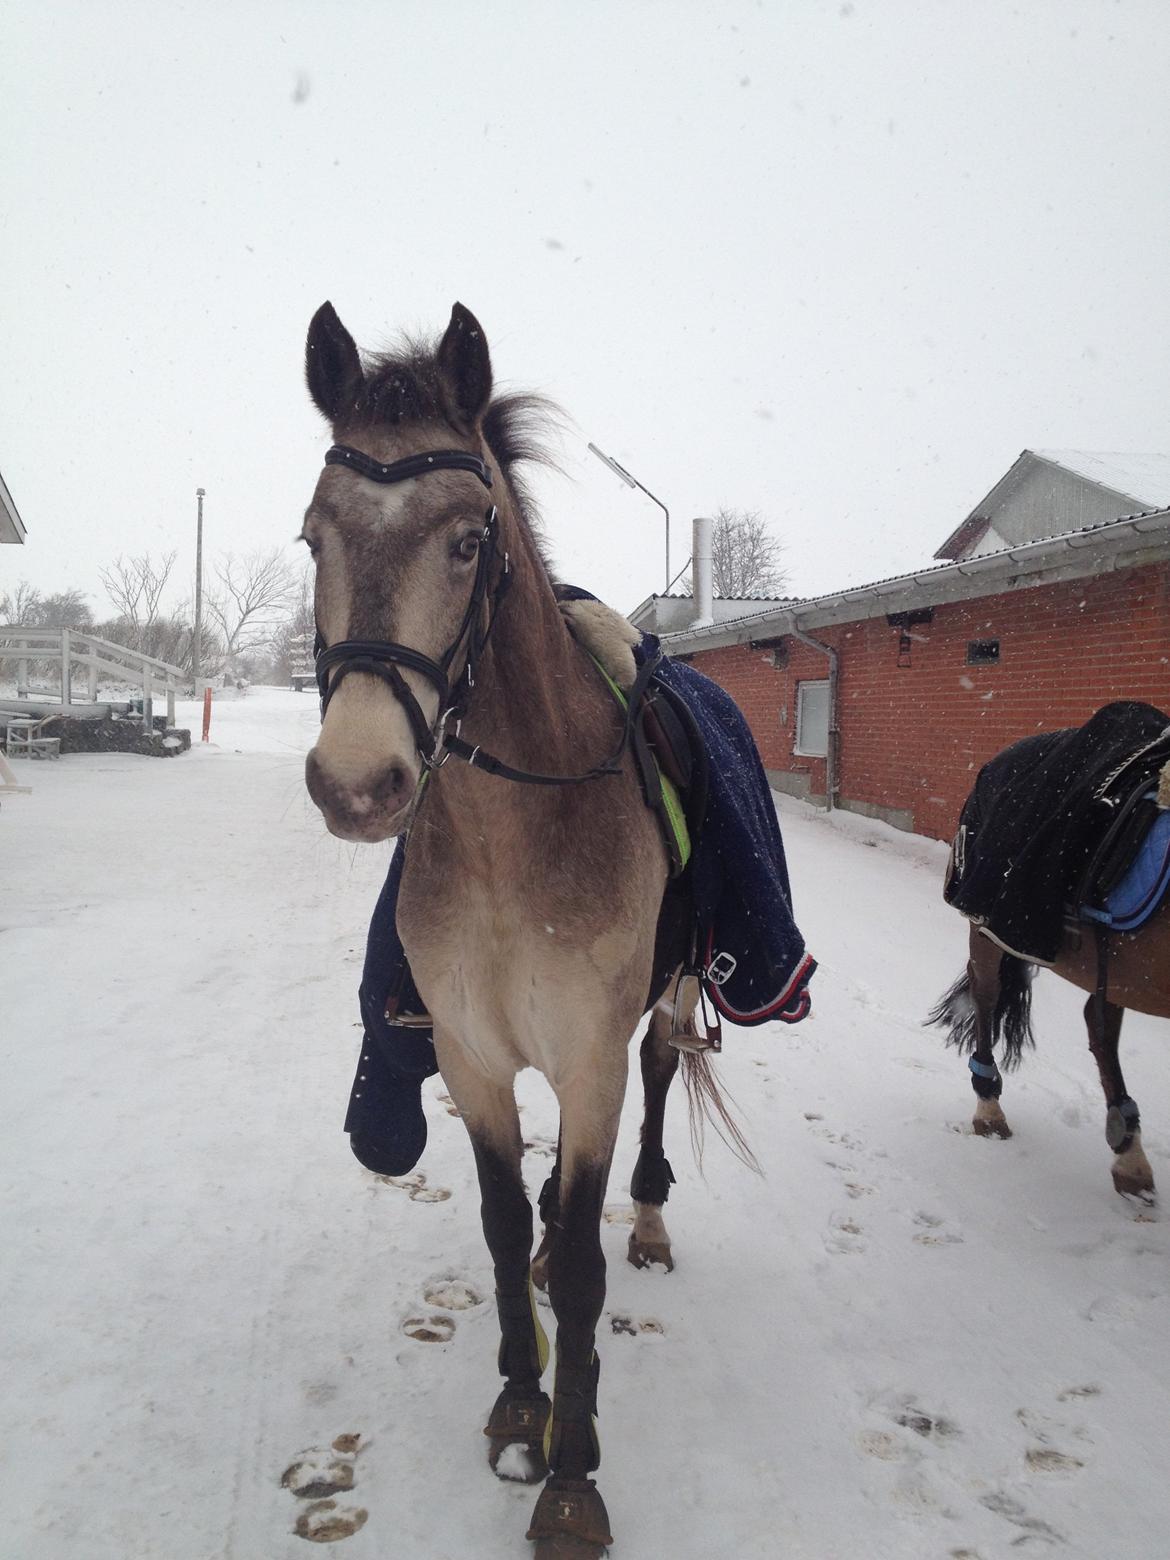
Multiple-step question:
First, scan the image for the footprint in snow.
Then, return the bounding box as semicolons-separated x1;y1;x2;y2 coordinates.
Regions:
375;1171;452;1204
602;1204;635;1226
813;1126;865;1152
978;1489;1064;1544
402;1314;457;1343
423;1276;484;1311
1016;1406;1089;1474
824;1212;866;1255
860;1393;959;1458
282;1435;368;1543
911;1211;964;1246
434;1091;461;1117
523;1134;558;1158
610;1314;665;1337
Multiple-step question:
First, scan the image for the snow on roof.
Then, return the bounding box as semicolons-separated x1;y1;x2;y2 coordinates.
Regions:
1032;450;1170;508
663;505;1170;649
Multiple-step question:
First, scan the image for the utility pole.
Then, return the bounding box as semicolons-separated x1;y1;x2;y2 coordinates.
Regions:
192;487;205;692
587;443;671;592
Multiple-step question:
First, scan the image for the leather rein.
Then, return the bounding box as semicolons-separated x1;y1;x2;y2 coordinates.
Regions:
314;444;656;786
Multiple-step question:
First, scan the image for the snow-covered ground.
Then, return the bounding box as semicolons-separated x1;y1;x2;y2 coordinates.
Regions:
3;686;1168;1560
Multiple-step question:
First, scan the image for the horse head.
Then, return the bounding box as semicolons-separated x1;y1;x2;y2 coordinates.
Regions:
301;301;503;841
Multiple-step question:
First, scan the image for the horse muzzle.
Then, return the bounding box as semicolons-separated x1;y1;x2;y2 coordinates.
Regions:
305;747;416;842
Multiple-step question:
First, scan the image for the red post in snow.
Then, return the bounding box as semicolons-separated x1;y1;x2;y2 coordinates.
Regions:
202;687;212;743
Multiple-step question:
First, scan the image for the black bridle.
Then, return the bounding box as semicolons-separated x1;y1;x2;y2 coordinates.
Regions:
314;444;656;786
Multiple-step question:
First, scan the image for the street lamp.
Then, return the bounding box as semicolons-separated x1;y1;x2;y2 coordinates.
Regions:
587;442;671;592
192;487;205;693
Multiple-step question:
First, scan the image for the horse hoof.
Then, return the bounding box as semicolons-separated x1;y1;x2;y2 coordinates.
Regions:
972;1101;1012;1139
484;1389;550;1483
627;1233;674;1271
1112;1169;1156;1204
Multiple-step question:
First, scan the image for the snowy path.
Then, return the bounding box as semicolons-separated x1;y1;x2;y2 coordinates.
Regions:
2;688;1168;1560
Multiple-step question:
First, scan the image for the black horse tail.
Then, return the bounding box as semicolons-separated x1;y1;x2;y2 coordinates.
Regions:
925;955;1036;1070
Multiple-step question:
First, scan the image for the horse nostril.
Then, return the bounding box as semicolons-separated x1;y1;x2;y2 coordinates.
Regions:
370;764;410;809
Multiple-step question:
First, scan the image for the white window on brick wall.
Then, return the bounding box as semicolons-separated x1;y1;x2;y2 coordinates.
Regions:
794;679;830;757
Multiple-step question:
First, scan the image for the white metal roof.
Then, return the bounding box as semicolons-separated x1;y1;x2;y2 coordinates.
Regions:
1031;450;1170;508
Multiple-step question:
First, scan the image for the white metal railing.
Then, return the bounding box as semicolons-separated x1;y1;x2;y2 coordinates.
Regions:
0;627;187;730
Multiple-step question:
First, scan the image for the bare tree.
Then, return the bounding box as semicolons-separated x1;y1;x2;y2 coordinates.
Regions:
207;548;296;675
1;580;43;624
709;508;787;597
680;508;788;598
30;589;93;629
100;551;177;631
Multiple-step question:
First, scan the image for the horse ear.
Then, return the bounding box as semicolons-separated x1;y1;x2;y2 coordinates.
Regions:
305;302;364;422
437;302;492;429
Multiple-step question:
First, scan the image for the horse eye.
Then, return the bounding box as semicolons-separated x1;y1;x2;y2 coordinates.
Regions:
454;532;481;562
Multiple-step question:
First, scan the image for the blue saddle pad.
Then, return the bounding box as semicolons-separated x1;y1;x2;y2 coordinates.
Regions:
1085;806;1170;932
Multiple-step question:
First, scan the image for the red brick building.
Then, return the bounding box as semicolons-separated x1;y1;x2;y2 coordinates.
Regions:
639;453;1170;842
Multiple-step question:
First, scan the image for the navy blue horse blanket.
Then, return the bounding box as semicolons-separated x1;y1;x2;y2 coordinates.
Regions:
649;646;815;1023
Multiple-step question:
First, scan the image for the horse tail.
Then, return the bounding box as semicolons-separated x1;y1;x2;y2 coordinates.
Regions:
925;954;1036;1070
994;955;1037;1069
680;1050;761;1174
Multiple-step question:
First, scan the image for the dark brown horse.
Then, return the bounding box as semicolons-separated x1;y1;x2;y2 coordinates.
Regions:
300;300;730;1557
930;725;1170;1202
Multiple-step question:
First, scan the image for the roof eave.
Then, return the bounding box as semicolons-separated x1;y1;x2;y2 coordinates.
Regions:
662;510;1170;654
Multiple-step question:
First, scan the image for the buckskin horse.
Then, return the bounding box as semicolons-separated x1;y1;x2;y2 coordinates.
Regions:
929;705;1170;1203
300;301;762;1557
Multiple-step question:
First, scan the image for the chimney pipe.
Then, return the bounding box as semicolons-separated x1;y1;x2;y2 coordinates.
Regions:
692;515;714;627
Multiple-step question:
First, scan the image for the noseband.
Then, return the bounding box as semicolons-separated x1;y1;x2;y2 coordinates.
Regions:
314;442;658;788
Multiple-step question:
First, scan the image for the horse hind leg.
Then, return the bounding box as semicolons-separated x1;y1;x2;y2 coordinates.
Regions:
627;1000;682;1271
966;933;1012;1139
1085;995;1155;1203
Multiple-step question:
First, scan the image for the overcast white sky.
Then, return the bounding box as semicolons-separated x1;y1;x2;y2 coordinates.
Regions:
3;0;1168;621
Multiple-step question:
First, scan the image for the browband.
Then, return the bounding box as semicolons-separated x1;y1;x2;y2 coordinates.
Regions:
325;445;493;489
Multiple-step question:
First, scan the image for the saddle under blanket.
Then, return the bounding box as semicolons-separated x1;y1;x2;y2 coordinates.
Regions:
945;700;1170;963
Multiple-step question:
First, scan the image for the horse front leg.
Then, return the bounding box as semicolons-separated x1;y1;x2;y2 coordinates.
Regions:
436;1041;551;1485
1085;995;1155;1202
527;1076;625;1560
967;930;1012;1139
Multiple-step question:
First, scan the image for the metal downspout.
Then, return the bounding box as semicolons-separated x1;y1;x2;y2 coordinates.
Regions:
789;625;839;812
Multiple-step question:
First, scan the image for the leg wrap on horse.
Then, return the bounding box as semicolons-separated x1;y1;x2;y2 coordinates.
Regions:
1106;1095;1141;1154
544;1348;602;1475
968;1055;1003;1100
496;1282;550;1385
630;1145;676;1206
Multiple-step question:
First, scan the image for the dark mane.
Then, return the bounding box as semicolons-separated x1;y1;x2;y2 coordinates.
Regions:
357;338;562;570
